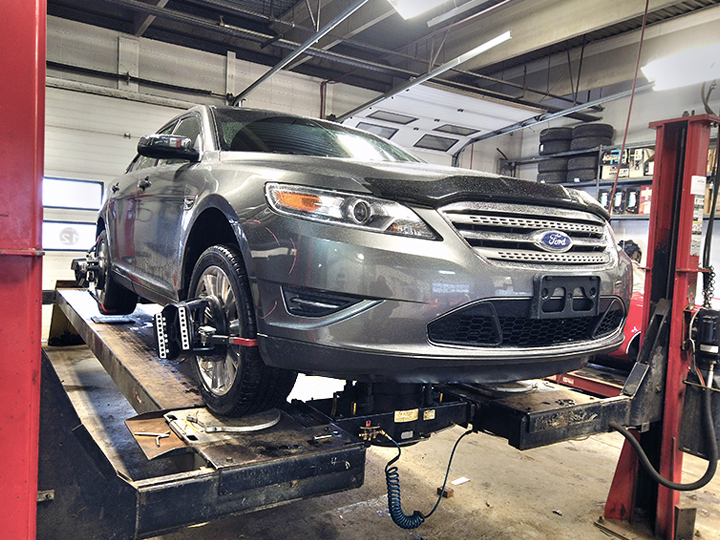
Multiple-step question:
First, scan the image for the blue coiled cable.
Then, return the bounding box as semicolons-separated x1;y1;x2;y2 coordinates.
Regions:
383;429;473;530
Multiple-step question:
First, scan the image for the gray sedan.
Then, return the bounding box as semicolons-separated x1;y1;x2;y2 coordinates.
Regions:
80;105;632;416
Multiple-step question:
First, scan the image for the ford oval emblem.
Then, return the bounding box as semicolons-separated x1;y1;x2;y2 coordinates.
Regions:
533;230;573;253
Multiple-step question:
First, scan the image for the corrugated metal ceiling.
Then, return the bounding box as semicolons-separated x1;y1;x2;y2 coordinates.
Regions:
473;0;720;75
44;0;720;150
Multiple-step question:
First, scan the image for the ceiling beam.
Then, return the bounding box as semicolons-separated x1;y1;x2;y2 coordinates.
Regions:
81;0;599;119
284;5;396;71
232;0;370;104
133;0;168;36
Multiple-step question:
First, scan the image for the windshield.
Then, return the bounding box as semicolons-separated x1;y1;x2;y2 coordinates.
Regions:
212;108;420;163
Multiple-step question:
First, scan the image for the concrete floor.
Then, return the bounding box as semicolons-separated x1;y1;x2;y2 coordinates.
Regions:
150;421;720;540
41;305;720;540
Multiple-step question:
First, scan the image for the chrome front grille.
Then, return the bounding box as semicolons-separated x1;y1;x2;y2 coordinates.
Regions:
439;201;612;266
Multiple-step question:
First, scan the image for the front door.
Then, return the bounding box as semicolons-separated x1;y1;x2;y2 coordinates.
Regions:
131;114;202;300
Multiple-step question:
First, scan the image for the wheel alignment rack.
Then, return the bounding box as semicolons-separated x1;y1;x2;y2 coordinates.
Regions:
39;286;670;537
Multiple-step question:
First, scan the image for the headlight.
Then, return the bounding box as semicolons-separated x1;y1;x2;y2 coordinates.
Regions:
265;183;438;239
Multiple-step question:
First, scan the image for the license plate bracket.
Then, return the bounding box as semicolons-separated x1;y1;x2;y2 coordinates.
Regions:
531;275;600;319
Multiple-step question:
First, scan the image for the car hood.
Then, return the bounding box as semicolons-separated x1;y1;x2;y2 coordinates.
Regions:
218;153;609;219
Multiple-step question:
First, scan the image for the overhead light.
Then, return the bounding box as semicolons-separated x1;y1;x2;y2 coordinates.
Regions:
642;43;720;91
386;0;447;19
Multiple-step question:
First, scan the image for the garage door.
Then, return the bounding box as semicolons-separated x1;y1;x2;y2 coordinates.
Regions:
43;87;184;289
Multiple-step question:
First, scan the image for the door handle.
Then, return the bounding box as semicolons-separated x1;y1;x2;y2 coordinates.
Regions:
138;177;152;190
111;182;120;193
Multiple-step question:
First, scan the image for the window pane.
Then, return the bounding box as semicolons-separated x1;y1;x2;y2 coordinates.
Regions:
43;178;104;210
356;122;399;139
434;124;478;136
173;116;201;145
367;110;417;125
42;222;97;251
414;134;458;152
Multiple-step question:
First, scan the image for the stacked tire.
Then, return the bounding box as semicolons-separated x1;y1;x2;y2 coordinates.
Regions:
537;127;572;184
566;123;614;183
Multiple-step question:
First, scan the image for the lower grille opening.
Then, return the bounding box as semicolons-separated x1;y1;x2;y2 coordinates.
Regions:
428;298;625;347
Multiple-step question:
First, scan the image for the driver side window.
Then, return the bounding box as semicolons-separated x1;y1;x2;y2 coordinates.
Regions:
173;116;201;146
128;121;178;172
163;116;202;166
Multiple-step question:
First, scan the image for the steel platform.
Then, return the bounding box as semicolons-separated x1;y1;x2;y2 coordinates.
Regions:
39;289;366;539
38;289;671;538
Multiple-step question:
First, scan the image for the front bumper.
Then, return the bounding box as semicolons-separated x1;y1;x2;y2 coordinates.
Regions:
257;333;619;383
240;205;632;382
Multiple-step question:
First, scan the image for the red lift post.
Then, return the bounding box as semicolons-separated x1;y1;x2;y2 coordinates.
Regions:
605;114;720;539
0;1;46;539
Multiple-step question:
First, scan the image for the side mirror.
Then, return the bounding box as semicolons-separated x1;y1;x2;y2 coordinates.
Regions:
137;134;200;161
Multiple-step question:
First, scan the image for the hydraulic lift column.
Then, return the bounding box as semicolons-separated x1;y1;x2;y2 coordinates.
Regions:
0;1;46;539
605;114;719;539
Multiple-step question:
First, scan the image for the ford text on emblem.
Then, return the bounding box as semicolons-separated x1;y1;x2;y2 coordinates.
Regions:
533;230;573;253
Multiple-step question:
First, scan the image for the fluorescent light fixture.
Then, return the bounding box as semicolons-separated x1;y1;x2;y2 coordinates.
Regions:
386;0;447;19
642;43;720;91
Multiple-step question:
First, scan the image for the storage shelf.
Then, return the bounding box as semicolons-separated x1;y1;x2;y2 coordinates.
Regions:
505;140;659;167
559;176;653;188
609;214;650;220
507;146;607;166
610;214;719;221
598;176;653;185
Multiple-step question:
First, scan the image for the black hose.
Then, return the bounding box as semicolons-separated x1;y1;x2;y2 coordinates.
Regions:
702;125;720;306
608;376;718;491
701;81;717;116
383;429;472;529
384;457;426;529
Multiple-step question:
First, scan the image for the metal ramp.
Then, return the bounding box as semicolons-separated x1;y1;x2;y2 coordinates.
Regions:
39;289;366;539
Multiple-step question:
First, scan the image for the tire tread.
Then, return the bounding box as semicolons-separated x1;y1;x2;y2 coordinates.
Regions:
190;245;297;417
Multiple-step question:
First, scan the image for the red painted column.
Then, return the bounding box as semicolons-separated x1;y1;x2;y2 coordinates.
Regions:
652;116;713;539
0;1;46;539
604;115;718;539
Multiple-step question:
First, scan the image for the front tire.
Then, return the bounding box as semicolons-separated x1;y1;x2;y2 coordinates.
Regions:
92;230;138;315
189;244;297;416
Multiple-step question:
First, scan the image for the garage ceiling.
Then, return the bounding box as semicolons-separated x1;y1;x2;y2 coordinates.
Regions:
47;0;720;151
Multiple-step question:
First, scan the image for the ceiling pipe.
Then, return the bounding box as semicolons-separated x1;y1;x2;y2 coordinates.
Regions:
185;0;590;108
451;83;654;166
336;31;512;122
101;0;410;75
97;0;598;120
232;0;370;105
